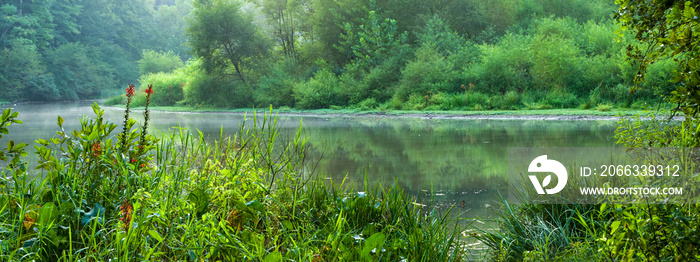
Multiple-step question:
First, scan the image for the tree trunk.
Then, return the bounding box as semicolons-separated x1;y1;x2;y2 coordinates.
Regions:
233;62;245;83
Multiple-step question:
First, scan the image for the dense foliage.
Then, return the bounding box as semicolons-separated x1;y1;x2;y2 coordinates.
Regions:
0;0;192;102
616;0;700;144
1;0;679;112
153;0;675;111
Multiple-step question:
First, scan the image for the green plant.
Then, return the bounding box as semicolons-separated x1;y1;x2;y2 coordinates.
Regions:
293;69;346;109
398;43;459;100
138;70;187;106
137;49;184;76
595;103;612;112
1;89;471;261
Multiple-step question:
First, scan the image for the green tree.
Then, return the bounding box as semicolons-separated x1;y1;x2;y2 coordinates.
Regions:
187;0;270;83
0;0;57;49
336;1;407;72
615;1;700;119
0;42;57;101
137;49;184;76
46;43;116;99
251;0;310;58
153;0;193;57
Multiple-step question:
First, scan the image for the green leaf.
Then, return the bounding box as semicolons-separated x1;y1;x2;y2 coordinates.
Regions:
361;232;386;259
245;200;266;213
610;220;621;235
148;230;164;242
2;108;10;121
87;129;99;141
38;203;58;229
263;251;282;262
187;189;209;216
57;116;64;127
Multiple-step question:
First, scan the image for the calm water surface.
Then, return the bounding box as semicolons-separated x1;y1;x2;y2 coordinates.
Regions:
3;102;618;227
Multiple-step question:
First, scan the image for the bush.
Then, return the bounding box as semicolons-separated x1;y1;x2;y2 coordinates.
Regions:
103;95;125;106
138;71;187;106
595;103;613;111
543;90;578;108
254;58;304;107
493;91;523;109
463;92;491;110
530;34;582;92
579;20;620;56
398;43;459;100
137;49;184;76
355;97;380;110
468;33;533;94
643;58;680;98
293;69;345;109
576;55;622;96
403;93;428;110
185;69;252;108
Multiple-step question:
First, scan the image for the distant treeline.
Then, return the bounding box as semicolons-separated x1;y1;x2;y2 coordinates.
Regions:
2;0;677;110
0;0;191;101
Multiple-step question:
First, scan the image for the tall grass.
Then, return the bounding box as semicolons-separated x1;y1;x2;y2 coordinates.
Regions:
0;91;469;260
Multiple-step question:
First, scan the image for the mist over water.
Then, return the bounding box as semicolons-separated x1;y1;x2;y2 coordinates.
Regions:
3;102;617;223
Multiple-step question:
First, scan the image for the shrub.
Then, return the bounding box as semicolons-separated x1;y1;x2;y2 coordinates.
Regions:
103;95;125;106
398;43;458;100
468;33;533;94
254;58;304;107
403;93;428;110
464;92;491;109
532;16;579;40
543;90;578;108
185;70;253;108
494;91;523;109
530;34;582;91
355;97;379;110
643;58;680;98
576;55;622;96
579;20;620;56
595;103;613;111
138;71;187;106
137;49;184;76
293;69;345;109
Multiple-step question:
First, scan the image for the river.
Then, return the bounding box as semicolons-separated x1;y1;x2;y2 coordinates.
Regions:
1;101;618;233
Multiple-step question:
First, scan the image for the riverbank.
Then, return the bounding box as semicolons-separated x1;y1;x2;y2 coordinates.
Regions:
104;105;677;121
0;105;469;261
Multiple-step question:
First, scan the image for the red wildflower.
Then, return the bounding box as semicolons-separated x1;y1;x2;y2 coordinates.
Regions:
92;141;101;157
126;84;136;97
119;199;133;230
131;158;136;163
145;84;154;95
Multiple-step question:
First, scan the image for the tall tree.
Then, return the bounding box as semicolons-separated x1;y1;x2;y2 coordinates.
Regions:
252;0;310;58
153;0;193;57
0;0;57;49
187;0;269;83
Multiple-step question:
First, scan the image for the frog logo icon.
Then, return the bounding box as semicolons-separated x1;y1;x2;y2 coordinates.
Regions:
528;155;567;195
